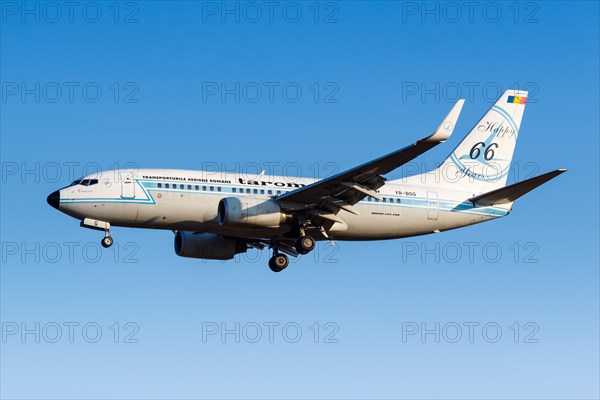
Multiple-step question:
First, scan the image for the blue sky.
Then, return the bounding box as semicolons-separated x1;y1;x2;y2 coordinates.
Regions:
1;1;598;399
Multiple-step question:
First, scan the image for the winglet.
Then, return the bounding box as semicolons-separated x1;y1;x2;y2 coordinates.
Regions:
423;99;465;143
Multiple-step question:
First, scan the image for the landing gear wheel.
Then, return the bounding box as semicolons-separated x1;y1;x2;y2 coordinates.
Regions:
101;236;113;248
295;236;315;255
269;253;289;272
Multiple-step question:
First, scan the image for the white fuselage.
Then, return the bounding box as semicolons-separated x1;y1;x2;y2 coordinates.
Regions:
53;169;511;241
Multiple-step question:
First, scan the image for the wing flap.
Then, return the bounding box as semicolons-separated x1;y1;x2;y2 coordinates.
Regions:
342;182;382;200
325;198;360;215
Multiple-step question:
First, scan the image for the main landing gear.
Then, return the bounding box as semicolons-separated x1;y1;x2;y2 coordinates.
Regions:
268;235;316;272
295;235;315;255
268;252;289;273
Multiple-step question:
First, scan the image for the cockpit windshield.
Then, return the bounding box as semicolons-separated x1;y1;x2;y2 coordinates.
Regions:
80;179;99;186
70;178;99;187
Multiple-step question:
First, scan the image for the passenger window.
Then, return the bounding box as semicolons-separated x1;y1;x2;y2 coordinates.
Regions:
158;183;162;188
268;190;272;195
260;189;265;194
187;185;191;190
202;186;206;191
210;186;214;191
165;184;170;189
277;190;281;195
253;189;258;194
396;198;401;203
232;188;236;193
246;189;251;194
195;185;199;190
217;187;221;192
383;198;386;203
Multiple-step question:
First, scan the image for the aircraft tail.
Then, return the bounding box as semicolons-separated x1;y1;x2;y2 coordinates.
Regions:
414;89;528;193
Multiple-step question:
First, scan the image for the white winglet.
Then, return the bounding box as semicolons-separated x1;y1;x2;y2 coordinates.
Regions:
423;99;465;143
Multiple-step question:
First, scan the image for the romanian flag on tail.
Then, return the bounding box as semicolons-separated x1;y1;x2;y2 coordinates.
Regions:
507;95;527;104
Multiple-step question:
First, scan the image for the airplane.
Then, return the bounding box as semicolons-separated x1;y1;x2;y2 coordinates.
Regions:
46;89;565;272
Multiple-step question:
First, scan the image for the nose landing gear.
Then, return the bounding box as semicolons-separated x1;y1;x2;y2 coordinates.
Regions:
101;232;113;248
81;218;113;248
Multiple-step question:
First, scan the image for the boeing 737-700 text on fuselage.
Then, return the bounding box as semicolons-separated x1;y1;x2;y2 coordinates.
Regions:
47;90;565;272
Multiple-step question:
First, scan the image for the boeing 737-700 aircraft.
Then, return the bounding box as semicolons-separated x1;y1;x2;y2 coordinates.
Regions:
47;89;565;272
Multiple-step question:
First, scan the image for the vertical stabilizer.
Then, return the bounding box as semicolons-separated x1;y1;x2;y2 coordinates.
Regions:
431;89;528;193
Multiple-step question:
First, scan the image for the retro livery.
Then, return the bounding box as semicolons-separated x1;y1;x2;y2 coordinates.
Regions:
47;90;565;272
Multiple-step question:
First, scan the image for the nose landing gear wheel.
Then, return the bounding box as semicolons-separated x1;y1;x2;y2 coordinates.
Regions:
268;253;289;272
295;236;315;255
101;235;113;248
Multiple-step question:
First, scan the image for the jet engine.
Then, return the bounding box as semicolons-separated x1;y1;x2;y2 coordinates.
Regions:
174;231;247;260
217;197;290;228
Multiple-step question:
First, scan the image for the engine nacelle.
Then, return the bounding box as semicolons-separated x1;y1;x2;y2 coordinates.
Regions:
218;197;289;228
174;231;247;260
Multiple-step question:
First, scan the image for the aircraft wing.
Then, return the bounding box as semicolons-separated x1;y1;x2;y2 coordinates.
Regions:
276;100;464;219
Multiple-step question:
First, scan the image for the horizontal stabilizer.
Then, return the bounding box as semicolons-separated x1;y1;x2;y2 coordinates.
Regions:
468;169;566;206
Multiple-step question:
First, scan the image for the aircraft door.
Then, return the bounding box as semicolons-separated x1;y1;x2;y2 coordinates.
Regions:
427;191;439;220
120;172;136;199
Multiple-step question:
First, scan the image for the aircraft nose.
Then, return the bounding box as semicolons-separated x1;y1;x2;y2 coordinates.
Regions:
46;190;60;209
